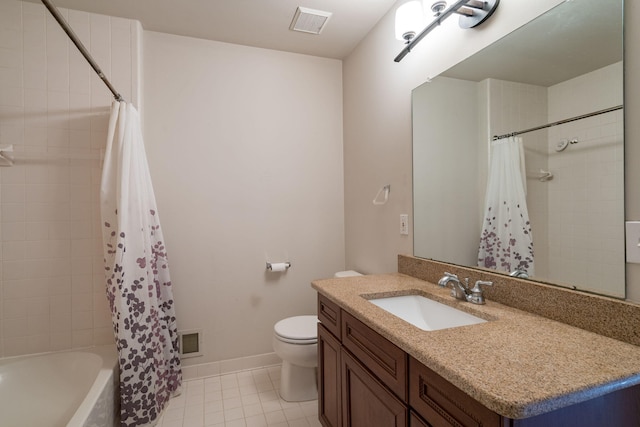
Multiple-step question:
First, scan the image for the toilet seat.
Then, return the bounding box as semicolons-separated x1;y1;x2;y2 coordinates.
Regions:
274;315;318;344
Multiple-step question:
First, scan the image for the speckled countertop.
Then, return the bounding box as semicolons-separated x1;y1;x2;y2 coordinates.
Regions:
312;273;640;419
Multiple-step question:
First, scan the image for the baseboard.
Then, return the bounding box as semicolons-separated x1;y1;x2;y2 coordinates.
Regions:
181;352;282;380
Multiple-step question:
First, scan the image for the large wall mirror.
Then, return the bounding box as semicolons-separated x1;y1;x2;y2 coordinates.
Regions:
412;0;624;298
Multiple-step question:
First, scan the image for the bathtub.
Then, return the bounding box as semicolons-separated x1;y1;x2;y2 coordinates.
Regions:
0;345;119;427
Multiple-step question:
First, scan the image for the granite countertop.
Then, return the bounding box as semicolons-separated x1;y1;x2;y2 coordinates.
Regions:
312;273;640;419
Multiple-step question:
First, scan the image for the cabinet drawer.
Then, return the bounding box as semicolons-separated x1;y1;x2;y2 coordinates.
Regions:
342;348;408;427
318;294;342;339
409;357;500;427
342;311;408;401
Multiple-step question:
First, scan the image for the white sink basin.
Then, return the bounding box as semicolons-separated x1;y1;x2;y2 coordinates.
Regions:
369;294;487;331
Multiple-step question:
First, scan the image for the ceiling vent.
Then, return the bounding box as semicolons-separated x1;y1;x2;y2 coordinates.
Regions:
289;7;332;35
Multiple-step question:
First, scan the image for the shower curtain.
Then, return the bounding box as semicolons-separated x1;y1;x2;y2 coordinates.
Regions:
478;136;535;276
101;101;182;426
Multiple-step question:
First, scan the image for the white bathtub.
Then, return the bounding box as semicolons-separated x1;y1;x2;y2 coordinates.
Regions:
0;345;119;427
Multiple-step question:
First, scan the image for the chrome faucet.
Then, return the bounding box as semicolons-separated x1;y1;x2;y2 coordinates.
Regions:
509;268;529;279
437;272;493;305
438;272;469;300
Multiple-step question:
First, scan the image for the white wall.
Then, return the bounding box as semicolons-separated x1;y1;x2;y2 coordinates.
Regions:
412;77;480;266
0;0;141;357
343;0;564;274
143;31;345;365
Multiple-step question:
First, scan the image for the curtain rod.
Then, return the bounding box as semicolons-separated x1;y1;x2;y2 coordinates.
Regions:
41;0;124;102
492;105;623;141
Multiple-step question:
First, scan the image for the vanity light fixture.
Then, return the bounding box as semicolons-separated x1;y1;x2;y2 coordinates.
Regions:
394;0;499;62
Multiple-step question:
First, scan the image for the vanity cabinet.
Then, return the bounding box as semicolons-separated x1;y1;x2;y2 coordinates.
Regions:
318;293;496;427
409;357;500;427
317;293;640;427
318;323;342;427
342;348;407;427
341;311;407;401
318;294;408;427
409;411;430;427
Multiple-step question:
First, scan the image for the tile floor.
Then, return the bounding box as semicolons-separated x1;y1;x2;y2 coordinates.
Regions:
157;365;322;427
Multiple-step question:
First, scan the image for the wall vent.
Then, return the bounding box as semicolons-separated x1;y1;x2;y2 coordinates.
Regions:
178;329;203;358
289;7;332;35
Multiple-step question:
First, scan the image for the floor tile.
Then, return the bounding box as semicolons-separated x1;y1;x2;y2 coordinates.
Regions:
159;364;318;427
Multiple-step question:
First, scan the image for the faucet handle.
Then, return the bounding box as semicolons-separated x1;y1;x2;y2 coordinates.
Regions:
469;280;493;304
472;280;493;291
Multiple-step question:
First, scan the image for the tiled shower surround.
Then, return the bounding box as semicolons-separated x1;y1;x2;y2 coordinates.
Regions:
486;61;623;297
0;0;141;357
545;63;624;295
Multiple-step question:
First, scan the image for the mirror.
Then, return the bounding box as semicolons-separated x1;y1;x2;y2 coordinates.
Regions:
412;0;624;298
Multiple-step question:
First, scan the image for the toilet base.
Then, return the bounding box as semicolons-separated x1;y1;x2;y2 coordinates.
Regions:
279;361;318;402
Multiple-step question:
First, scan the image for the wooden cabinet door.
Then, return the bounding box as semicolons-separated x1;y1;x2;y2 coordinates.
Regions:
319;323;342;427
342;349;408;427
410;411;432;427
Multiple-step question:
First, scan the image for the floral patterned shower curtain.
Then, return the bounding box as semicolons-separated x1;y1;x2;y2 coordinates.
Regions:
478;136;535;276
101;101;182;426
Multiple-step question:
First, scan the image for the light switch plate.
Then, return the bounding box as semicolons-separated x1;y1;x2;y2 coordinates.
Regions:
625;221;640;263
400;214;409;235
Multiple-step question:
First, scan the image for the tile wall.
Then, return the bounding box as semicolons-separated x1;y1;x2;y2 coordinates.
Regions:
0;0;140;357
546;62;624;296
486;62;624;297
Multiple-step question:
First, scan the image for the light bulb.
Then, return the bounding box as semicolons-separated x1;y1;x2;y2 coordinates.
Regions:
395;1;425;42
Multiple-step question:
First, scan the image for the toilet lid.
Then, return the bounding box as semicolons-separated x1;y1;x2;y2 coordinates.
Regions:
274;315;318;342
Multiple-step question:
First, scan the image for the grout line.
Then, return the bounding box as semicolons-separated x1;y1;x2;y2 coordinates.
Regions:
158;364;321;427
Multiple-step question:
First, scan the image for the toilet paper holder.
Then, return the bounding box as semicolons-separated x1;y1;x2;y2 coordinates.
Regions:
266;261;291;271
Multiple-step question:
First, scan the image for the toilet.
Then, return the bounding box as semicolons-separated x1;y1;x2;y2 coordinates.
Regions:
273;270;362;402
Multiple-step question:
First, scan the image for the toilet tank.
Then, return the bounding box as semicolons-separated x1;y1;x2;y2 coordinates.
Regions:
334;270;362;278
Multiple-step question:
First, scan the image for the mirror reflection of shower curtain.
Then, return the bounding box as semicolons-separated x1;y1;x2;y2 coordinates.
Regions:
478;136;535;275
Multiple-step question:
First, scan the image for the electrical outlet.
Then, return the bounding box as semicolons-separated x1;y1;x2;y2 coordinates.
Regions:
400;214;409;235
626;221;640;263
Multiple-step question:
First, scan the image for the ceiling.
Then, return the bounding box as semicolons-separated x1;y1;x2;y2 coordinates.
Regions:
26;0;398;59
